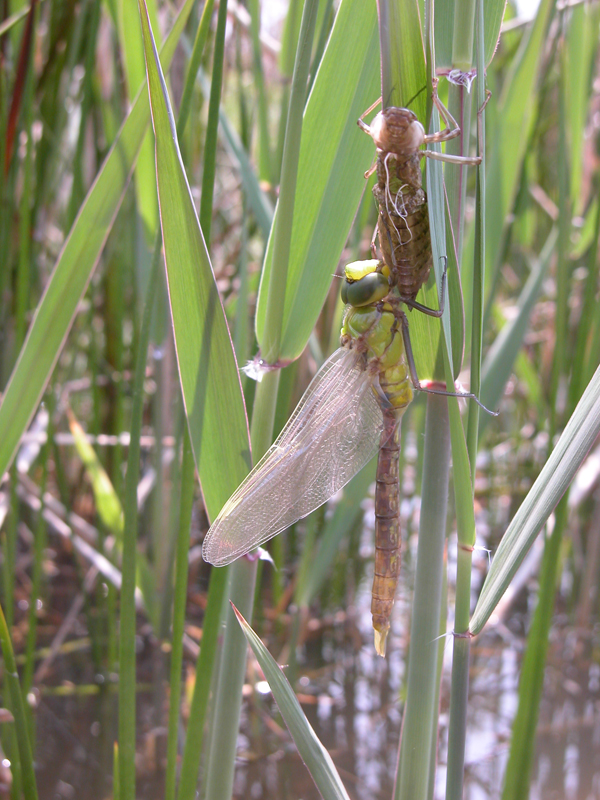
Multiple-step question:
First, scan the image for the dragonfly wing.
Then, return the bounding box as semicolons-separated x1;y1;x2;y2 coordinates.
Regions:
202;348;384;566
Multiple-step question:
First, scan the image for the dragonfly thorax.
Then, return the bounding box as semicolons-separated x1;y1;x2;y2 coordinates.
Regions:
341;306;412;414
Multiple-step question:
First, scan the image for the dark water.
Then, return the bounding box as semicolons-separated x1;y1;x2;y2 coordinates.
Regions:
30;566;600;800
26;431;600;799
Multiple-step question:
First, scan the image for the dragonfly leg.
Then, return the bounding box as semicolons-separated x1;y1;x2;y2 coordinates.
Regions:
364;156;378;179
401;257;447;318
423;78;461;145
423;150;481;166
399;312;498;415
358;96;383;134
476;89;492;153
370;225;379;260
422;78;481;164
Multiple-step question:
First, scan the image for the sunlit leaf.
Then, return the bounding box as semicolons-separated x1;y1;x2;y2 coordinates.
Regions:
138;0;250;519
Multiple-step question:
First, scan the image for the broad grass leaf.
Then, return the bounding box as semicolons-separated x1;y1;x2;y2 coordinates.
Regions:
0;0;194;483
138;0;250;520
255;0;379;363
470;364;600;634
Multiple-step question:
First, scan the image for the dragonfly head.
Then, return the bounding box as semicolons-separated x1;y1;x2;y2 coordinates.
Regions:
342;260;390;307
370;107;425;154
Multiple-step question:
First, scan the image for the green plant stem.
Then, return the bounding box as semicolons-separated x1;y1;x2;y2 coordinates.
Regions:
0;600;38;800
396;395;450;800
451;0;476;70
466;6;486;473
23;436;49;733
164;430;195;800
201;369;279;799
447;6;486;795
501;501;567;800
202;560;258;798
177;0;216;137
261;0;319;363
176;565;228;800
379;0;426;117
549;47;570;433
248;0;272;185
198;0;228;247
118;231;161;800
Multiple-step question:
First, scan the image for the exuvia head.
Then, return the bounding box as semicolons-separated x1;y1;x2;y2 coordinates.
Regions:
341;260;390;307
368;107;425;154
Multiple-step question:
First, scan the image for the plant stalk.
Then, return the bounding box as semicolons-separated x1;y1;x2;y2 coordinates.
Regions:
202;370;279;799
396;395;450;800
261;0;319;363
118;231;161;800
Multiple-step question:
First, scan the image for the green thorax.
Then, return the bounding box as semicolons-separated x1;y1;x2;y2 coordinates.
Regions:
341;262;413;413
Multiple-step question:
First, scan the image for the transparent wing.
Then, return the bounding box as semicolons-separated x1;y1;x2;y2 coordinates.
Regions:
202;347;384;566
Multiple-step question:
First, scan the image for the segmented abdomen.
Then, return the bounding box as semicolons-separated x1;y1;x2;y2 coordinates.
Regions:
373;152;433;301
371;412;401;657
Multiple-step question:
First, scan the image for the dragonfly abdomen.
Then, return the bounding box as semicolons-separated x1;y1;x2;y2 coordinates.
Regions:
376;202;432;301
374;152;433;301
372;414;401;657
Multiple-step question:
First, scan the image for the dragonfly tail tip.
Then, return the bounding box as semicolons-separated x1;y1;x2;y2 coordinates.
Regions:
374;628;388;657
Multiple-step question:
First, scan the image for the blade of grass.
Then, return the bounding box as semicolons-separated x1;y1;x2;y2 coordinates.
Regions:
501;499;566;800
203;1;319;790
0;0;194;483
446;3;488;795
4;0;37;175
67;409;124;536
435;0;506;69
255;0;380;362
260;0;319;363
164;432;195;800
198;0;229;247
0;5;30;38
175;564;228;800
480;228;557;417
118;233;162;800
470;363;600;634
117;0;160;240
484;0;555;282
177;0;216;137
248;0;272;186
396;395;451;800
233;604;352;800
138;0;251;519
0;600;38;800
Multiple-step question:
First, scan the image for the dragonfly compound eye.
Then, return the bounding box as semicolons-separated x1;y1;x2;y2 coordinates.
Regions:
345;272;389;308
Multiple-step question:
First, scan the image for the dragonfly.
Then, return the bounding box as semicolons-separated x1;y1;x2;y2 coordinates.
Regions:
202;258;489;656
358;82;481;316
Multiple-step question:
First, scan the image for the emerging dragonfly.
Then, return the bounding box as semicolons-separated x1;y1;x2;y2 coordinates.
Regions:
359;82;481;311
203;259;488;655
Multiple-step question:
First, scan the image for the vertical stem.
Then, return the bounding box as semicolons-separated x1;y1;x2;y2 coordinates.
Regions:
202;370;280;799
466;0;486;471
177;0;216;138
0;600;38;800
176;565;228;800
248;0;272;185
164;430;195;800
199;0;229;247
118;233;161;800
447;4;486;797
261;0;319;362
549;38;570;434
396;395;450;800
